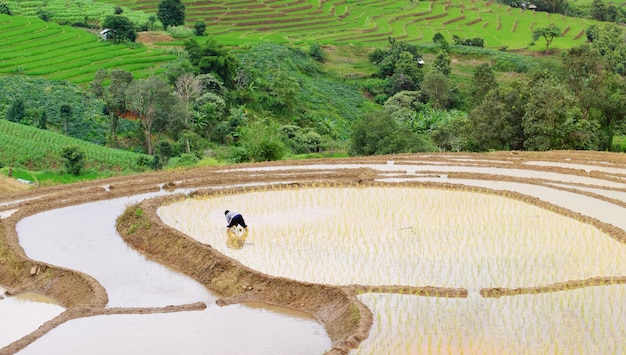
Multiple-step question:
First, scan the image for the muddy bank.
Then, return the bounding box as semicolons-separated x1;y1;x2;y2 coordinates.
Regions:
117;196;372;354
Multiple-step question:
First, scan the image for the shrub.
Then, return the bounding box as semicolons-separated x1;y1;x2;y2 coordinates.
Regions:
167;25;193;38
167;153;199;168
61;145;85;176
0;3;11;15
452;35;485;47
193;20;206;36
309;43;325;62
37;9;54;22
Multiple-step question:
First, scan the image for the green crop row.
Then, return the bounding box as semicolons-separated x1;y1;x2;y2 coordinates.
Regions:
2;0;154;26
95;0;599;50
0;119;148;171
0;14;175;84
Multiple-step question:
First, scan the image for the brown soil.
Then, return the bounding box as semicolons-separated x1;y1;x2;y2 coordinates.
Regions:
2;151;626;354
135;31;175;47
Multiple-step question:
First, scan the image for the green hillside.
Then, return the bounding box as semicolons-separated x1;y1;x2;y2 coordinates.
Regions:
0;119;149;173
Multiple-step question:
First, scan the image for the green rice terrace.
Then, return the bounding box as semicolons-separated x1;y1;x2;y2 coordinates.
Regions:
5;0;600;49
96;0;598;47
0;14;175;84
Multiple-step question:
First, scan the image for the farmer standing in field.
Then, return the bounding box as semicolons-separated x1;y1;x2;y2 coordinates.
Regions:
225;210;248;229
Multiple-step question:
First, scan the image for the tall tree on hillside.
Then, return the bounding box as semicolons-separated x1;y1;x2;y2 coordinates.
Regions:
175;73;201;153
60;104;72;136
522;73;591;150
157;0;185;28
126;76;184;155
468;63;498;107
588;23;626;75
91;69;134;142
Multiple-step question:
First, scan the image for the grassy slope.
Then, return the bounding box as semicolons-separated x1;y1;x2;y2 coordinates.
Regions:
0;119;149;174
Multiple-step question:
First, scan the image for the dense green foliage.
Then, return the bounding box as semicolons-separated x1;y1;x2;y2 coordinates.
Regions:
157;0;185;28
0;75;138;144
102;14;137;42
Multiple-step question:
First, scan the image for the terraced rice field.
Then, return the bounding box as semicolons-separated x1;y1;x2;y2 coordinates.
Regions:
2;151;626;353
0;14;175;84
95;0;598;48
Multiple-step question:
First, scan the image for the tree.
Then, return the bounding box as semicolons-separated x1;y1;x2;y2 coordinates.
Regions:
369;37;422;82
468;63;498;107
184;38;240;88
38;110;47;129
598;74;626;151
388;51;423;93
175;73;201;152
0;3;11;15
589;23;626;75
421;71;455;109
60;104;72;135
102;15;136;42
561;46;605;122
193;20;206;36
6;98;25;123
522;74;583;150
126;76;184;155
309;43;325;62
432;50;451;76
157;0;185;28
432;32;446;45
91;69;134;142
61;146;85;176
236;120;286;162
532;24;562;51
468;82;526;151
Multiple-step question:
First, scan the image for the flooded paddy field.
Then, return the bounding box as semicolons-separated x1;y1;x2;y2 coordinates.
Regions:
1;151;626;354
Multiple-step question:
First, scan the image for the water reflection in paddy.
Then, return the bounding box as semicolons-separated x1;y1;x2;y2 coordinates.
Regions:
0;291;65;349
19;302;329;355
13;193;331;354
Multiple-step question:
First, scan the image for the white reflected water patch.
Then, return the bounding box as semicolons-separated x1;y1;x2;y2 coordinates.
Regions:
17;193;212;308
18;303;330;355
0;294;65;348
13;193;331;353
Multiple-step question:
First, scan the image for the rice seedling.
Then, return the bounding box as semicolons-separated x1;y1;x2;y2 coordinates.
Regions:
159;186;626;289
157;184;626;353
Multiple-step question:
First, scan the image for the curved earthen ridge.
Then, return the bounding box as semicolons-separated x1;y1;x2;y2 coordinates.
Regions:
1;150;626;353
117;195;373;354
